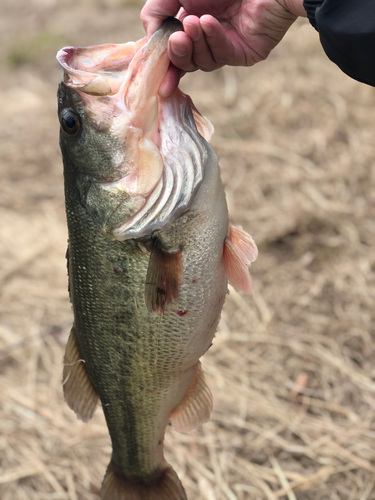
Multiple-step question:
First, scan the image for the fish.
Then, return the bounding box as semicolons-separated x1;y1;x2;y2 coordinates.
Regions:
57;17;257;500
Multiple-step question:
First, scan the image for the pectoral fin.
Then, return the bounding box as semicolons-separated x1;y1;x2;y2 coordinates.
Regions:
63;326;99;422
145;239;183;314
170;362;213;433
223;225;258;295
228;226;258;264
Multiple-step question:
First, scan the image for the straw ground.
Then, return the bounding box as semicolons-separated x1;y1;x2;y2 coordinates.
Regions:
1;1;375;499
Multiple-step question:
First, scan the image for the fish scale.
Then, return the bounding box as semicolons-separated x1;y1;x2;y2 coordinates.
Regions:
66;167;167;478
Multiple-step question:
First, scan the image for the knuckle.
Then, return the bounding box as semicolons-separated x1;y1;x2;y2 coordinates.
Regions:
172;58;197;73
199;62;218;72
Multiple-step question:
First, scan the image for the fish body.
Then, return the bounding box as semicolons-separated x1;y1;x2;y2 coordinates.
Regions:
57;19;257;500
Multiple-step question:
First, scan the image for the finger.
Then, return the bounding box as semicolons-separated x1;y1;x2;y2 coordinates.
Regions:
176;7;188;22
158;65;186;98
168;30;197;72
183;15;220;72
140;0;182;38
200;15;237;66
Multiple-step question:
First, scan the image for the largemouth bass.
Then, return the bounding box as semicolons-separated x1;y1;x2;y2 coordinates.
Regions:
57;18;257;500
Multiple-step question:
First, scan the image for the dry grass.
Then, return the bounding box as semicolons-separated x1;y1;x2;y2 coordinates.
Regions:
1;1;375;499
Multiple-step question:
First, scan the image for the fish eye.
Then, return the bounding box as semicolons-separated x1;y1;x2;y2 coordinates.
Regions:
61;108;81;136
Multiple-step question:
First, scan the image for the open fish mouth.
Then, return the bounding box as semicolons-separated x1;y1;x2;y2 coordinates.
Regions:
57;19;214;240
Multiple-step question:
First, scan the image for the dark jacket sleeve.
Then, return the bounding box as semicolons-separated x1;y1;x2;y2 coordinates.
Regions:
303;0;375;87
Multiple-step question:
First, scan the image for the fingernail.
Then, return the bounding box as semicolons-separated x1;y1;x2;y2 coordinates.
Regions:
171;41;187;57
202;23;213;37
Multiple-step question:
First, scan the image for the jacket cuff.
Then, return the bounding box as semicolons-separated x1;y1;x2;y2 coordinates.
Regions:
303;0;323;30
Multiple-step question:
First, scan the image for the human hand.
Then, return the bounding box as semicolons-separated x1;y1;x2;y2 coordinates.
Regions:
141;0;306;96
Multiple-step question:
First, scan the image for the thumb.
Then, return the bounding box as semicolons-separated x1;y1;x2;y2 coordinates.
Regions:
141;0;183;38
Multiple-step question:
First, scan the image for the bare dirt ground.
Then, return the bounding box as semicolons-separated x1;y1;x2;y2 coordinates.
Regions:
1;1;375;499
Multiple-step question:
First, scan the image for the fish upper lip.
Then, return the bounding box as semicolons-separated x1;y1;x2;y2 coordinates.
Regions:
146;17;183;48
56;18;183;98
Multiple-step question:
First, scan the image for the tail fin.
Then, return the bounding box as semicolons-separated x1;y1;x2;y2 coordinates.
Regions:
101;460;187;500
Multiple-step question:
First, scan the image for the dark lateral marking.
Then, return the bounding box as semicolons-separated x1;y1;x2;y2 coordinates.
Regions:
176;310;188;317
66;244;71;294
145;239;183;314
113;266;121;275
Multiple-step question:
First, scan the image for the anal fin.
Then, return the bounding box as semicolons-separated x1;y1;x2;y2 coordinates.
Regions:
63;326;99;422
101;460;187;500
170;362;213;433
223;225;258;295
145;239;183;314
